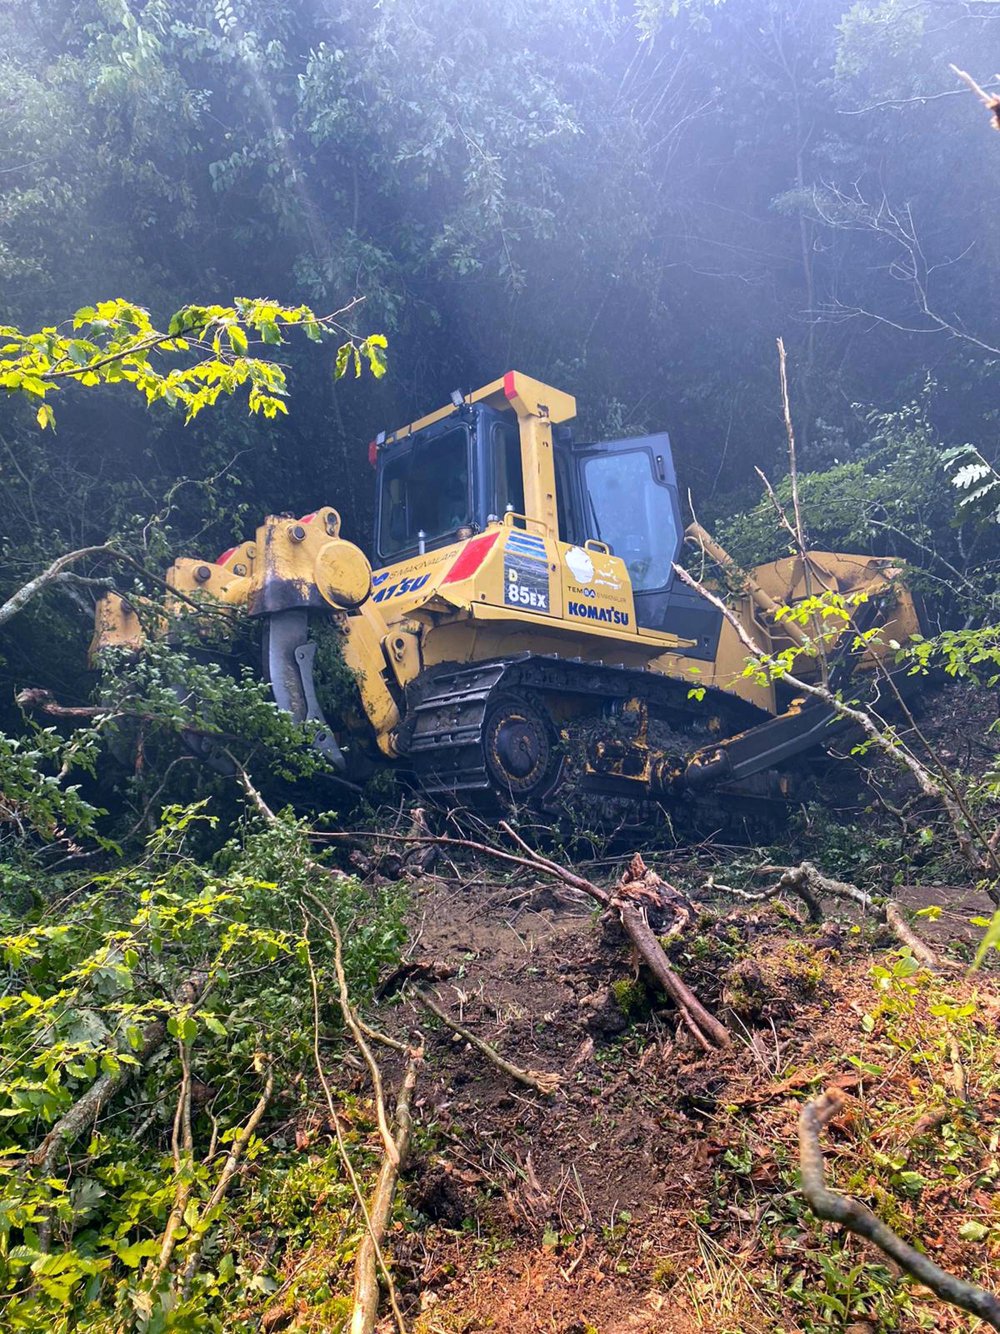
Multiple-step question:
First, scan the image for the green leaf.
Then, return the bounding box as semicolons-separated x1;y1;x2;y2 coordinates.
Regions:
971;908;1000;971
363;333;388;378
897;1169;927;1194
959;1220;989;1242
227;325;249;355
114;1238;161;1268
36;403;55;430
167;1014;198;1042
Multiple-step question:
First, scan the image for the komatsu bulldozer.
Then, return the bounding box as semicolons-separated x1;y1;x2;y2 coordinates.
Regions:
92;371;920;818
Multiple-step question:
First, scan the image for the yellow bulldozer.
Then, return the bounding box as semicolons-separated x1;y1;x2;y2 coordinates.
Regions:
92;371;920;819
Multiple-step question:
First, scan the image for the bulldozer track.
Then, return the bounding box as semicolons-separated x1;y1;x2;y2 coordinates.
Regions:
398;653;769;807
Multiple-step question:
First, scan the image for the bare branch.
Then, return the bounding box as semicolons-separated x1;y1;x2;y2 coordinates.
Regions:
950;63;1000;128
350;1055;420;1334
799;1089;1000;1329
415;989;562;1095
0;544;118;629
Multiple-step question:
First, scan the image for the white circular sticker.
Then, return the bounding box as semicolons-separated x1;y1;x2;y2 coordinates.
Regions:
565;546;594;585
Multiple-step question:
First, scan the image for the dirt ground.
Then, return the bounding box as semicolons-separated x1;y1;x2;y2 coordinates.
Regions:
352;860;1000;1334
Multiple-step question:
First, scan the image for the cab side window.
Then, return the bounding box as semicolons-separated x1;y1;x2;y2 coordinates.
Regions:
490;422;524;518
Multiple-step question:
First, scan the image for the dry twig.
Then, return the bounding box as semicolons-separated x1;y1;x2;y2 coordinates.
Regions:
415;989;563;1095
950;63;1000;129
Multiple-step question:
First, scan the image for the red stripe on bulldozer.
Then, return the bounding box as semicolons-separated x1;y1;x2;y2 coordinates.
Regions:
441;531;500;584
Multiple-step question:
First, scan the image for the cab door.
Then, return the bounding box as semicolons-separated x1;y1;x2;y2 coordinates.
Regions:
568;433;722;657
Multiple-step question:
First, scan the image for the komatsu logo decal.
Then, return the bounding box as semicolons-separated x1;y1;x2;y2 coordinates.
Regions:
567;601;629;626
372;573;430;602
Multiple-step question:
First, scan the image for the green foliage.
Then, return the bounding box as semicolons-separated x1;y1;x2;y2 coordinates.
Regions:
905;626;1000;686
0;726;109;849
713;401;960;575
941;444;1000;525
738;586;876;687
0;803;407;1331
94;638;338;784
971;909;1000;971
0;298;386;427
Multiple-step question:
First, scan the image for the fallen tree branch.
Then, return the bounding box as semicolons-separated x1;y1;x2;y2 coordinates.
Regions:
763;864;955;970
350;1054;420;1334
779;861;873;913
0;544;119;629
233;760;350;880
305;900;401;1169
498;829;729;1046
311;821;611;902
179;1060;274;1296
614;901;729;1048
27;972;205;1177
705;871;823;922
415;989;563;1095
799;1089;1000;1329
239;779;726;1052
884;902;954;972
17;688;242;745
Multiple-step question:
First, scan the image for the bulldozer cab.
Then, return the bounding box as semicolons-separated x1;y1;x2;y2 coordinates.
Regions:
375;405;522;563
373;389;721;656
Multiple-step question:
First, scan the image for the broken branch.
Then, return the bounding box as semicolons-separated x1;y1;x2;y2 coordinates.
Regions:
0;544;119;629
950;63;1000;129
415;989;563;1096
799;1088;1000;1329
350;1054;420;1334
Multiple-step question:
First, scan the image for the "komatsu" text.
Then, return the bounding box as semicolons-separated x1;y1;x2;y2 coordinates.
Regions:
567;601;629;626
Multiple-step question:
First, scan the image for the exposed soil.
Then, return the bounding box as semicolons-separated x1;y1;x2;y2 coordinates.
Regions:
354;862;1000;1334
